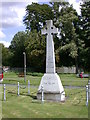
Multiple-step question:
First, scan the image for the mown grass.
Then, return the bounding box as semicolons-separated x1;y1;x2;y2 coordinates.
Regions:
2;72;41;85
60;74;88;86
2;86;88;118
1;71;89;118
2;71;88;87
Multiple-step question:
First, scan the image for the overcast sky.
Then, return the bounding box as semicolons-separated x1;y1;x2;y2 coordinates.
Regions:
0;0;83;47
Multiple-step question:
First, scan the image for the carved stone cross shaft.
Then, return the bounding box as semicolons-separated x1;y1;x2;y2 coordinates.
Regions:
41;20;58;73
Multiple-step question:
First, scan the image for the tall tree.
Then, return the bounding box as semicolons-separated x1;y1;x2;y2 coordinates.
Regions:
80;1;90;71
9;31;26;67
22;2;86;72
0;43;12;66
25;30;46;72
51;2;85;73
23;3;54;32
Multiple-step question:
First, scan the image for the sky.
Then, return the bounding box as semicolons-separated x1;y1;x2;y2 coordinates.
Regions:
0;0;83;48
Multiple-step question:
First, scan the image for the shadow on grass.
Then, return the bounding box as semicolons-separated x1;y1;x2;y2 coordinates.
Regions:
7;91;16;94
7;91;37;100
29;95;37;99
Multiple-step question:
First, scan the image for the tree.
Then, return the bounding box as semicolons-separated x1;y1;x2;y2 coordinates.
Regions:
51;2;85;73
23;3;54;32
9;31;26;67
22;2;87;72
80;1;90;71
0;43;12;66
25;30;46;72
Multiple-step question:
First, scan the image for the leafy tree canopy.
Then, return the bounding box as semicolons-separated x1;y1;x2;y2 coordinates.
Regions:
23;3;54;31
0;43;13;66
9;31;27;67
25;30;46;71
80;1;90;70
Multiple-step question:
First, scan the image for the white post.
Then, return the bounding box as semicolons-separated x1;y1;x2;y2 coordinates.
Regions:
41;85;44;103
88;80;90;100
86;85;88;106
4;84;6;101
18;82;19;96
28;80;30;95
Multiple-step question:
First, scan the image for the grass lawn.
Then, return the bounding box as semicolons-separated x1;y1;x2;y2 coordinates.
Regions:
2;71;88;86
2;86;88;118
0;71;89;118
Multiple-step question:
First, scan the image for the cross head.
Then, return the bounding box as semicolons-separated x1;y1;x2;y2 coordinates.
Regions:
41;20;58;35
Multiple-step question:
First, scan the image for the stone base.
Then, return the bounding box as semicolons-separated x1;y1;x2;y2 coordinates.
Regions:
37;73;65;101
37;92;65;102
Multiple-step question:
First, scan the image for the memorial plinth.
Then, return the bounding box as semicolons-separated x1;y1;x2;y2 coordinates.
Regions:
37;20;65;101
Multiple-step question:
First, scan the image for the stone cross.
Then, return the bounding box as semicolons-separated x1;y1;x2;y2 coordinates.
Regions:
41;20;58;73
37;20;65;101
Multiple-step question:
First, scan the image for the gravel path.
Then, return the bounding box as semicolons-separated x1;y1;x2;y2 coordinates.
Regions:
0;83;86;89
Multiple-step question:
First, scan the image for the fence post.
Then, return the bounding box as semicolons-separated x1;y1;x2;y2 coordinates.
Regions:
17;82;19;96
86;85;88;106
4;84;6;101
41;85;44;103
28;80;30;95
88;80;90;100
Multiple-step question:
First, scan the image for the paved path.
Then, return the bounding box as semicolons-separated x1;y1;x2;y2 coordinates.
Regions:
0;83;86;89
64;85;85;89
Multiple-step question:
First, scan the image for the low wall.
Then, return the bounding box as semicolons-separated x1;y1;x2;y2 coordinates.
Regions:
56;67;76;73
